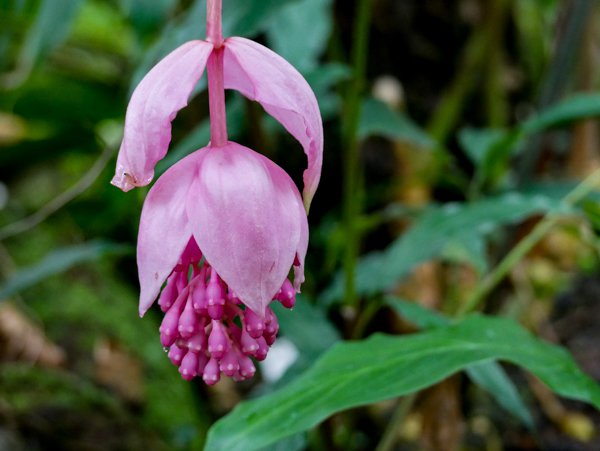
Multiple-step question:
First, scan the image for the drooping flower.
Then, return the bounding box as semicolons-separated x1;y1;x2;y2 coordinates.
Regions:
111;0;322;384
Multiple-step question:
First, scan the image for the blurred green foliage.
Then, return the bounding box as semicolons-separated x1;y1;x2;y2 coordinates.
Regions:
2;0;600;450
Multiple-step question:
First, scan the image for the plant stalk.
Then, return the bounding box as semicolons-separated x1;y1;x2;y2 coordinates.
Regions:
342;0;372;306
206;0;227;147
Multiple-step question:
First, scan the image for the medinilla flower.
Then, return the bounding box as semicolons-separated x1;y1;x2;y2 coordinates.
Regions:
111;0;322;384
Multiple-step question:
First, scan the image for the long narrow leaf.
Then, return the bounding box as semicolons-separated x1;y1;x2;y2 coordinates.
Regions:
388;297;534;428
323;192;570;303
205;315;600;451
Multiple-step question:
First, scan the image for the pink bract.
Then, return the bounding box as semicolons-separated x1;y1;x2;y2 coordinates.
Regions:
112;40;214;192
137;142;308;317
111;38;323;211
223;37;323;210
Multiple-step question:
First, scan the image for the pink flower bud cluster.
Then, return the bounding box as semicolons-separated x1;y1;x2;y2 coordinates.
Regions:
157;239;295;384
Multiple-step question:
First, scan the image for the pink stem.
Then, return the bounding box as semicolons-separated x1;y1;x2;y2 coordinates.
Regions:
206;0;223;46
206;0;227;147
207;48;228;147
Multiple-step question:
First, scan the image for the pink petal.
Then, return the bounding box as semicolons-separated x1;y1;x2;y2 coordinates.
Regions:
294;196;309;292
112;40;214;192
186;142;307;317
137;150;206;316
223;37;323;211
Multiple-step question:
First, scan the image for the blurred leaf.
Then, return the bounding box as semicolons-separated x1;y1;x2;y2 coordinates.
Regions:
304;63;351;119
156;95;245;174
259;433;306;451
458;127;507;167
523;93;600;134
323;192;570;302
463;94;600;189
14;73;122;123
466;362;535;430
521;182;600;207
581;199;600;233
386;297;448;329
513;0;549;86
222;0;301;37
0;241;131;299
70;0;135;57
441;235;488;274
272;296;340;385
266;0;332;72
358;97;434;149
9;0;84;86
388;297;534;429
119;0;177;34
275;297;340;360
129;0;206;91
205;315;600;451
521;181;582;198
132;0;299;91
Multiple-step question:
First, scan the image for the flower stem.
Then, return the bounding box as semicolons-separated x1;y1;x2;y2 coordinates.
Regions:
206;0;223;46
206;0;227;147
374;394;418;451
342;0;372;306
457;168;600;317
207;49;228;147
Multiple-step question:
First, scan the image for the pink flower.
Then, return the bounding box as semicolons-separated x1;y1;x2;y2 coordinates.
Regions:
111;0;322;384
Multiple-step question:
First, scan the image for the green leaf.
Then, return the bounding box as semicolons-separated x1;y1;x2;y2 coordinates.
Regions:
323;192;570;302
205;315;600;451
513;0;548;85
70;0;135;57
386;297;448;329
0;241;131;299
155;95;246;174
458;127;508;167
119;0;177;34
259;433;306;451
266;0;333;72
358;98;434;149
255;299;334;450
275;297;340;362
466;362;535;429
441;235;488;275
304;63;351;119
523;94;600;133
12;0;84;83
581;199;600;233
129;0;206;91
271;296;340;386
461;94;600;188
222;0;300;37
387;298;534;429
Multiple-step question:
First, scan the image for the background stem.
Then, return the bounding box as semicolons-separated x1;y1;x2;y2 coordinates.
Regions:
516;0;596;183
458;168;600;316
342;0;372;306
